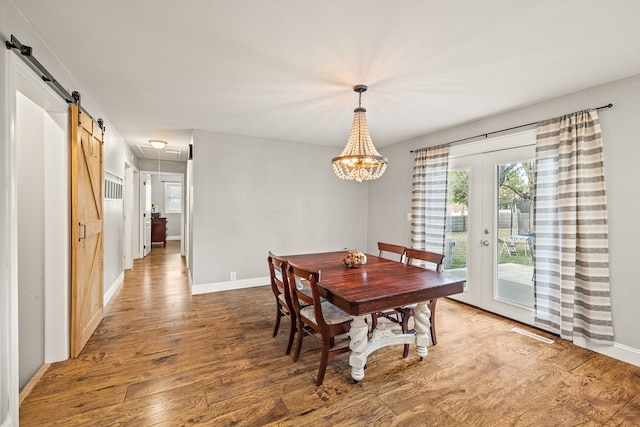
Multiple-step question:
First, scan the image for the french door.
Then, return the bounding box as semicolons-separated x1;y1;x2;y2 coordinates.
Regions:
444;132;535;325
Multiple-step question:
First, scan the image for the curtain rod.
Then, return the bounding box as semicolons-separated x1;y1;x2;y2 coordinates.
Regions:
5;34;105;132
410;103;613;153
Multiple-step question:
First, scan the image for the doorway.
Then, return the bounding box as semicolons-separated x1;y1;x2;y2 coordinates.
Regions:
444;131;536;325
139;171;185;256
13;59;70;390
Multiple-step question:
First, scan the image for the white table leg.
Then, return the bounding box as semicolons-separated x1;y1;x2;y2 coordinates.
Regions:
348;315;369;381
413;302;431;360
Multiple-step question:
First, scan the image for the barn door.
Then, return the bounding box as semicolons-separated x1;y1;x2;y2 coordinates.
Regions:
70;103;104;357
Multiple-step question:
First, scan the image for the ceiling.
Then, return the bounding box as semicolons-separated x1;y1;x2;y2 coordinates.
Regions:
12;1;640;161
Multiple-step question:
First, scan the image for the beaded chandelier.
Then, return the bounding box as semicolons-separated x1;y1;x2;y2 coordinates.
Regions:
332;85;388;183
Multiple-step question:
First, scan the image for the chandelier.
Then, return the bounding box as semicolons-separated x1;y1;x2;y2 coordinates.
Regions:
332;85;388;183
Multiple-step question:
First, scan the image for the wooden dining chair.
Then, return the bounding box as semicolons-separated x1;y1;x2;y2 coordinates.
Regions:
267;252;296;355
287;261;352;386
371;242;408;330
398;248;445;357
378;241;406;262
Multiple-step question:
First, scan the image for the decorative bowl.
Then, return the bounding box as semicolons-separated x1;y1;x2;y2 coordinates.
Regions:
343;250;367;268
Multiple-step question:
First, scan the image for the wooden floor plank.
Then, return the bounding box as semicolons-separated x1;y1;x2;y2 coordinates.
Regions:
18;241;640;426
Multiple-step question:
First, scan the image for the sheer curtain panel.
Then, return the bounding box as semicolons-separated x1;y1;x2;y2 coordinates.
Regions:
533;110;614;344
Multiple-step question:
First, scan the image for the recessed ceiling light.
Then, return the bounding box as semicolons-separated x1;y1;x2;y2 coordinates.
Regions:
149;140;167;149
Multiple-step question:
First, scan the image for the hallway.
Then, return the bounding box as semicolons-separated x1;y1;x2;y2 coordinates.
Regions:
19;242;640;426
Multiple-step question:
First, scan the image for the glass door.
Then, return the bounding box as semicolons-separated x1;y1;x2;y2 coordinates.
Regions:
444;132;535;325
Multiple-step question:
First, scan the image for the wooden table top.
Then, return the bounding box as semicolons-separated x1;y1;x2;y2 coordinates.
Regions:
284;251;465;316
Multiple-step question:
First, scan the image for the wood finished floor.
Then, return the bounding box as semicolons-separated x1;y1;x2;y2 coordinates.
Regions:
20;241;640;426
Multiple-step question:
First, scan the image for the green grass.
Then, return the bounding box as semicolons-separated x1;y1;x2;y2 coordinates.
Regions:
446;229;533;269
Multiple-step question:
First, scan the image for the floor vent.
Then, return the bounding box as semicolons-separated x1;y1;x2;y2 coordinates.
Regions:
511;327;555;344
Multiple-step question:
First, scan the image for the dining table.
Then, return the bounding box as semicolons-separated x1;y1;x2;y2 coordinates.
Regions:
284;251;466;382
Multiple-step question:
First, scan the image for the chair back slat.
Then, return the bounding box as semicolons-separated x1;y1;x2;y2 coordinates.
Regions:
404;248;445;272
378;242;406;262
267;252;291;307
287;261;328;328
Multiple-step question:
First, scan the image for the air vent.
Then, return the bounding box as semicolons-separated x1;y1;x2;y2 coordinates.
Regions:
104;172;123;200
137;145;183;161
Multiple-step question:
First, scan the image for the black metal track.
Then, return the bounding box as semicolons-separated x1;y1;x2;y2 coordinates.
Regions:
410;104;613;153
6;34;104;131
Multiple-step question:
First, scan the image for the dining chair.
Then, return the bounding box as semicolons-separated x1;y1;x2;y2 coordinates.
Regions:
267;252;296;355
398;248;445;357
377;241;406;262
370;242;408;330
287;261;352;386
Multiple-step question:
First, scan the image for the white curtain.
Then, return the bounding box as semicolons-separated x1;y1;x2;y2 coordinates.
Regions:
411;145;449;254
534;109;614;344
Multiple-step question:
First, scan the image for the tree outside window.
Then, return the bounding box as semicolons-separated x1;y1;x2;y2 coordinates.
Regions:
164;182;182;214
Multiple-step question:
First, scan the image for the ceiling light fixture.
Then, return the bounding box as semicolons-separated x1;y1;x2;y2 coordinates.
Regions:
149;139;167;149
332;85;388;183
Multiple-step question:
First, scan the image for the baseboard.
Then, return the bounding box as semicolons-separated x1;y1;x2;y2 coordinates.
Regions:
167;236;181;241
104;271;125;306
573;337;640;367
192;276;269;295
19;363;50;405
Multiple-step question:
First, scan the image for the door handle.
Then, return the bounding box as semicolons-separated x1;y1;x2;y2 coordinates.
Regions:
481;240;490;246
79;223;86;241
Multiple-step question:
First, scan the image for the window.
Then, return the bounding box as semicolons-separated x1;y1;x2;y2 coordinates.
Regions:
164;182;182;214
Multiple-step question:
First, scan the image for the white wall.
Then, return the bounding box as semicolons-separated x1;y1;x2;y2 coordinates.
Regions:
103;126;139;303
42;109;68;365
186;156;194;279
0;45;14;425
1;4;28;423
190;130;368;292
16;92;45;390
103;171;124;302
368;73;640;365
14;83;69;385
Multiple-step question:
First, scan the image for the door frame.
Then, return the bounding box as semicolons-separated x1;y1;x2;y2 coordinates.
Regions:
3;52;70;424
124;163;135;269
13;56;71;362
447;130;536;325
480;144;535;324
132;169;141;259
140;172;152;257
139;170;185;254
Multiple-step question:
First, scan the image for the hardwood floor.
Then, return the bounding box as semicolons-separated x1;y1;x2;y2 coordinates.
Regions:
20;241;640;426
